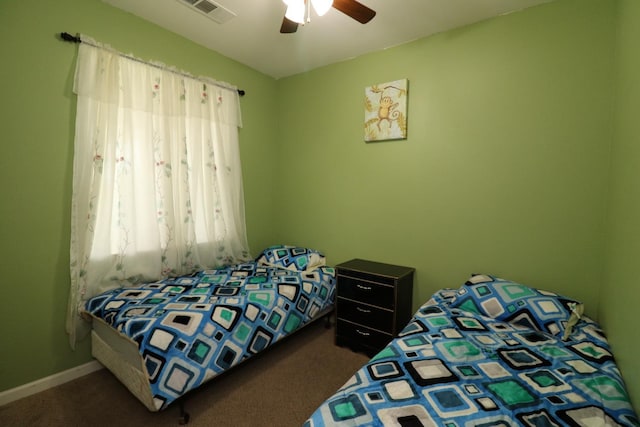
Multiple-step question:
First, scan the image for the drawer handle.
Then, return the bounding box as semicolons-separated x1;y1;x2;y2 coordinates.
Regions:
356;329;370;336
356;284;372;291
356;307;371;314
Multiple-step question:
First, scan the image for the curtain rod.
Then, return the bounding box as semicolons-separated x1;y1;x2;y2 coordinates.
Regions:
60;32;245;97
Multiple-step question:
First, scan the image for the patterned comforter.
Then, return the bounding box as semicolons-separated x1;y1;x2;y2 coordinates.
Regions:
83;261;336;411
305;289;638;426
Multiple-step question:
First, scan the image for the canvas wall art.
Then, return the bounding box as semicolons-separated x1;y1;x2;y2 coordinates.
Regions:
364;79;408;142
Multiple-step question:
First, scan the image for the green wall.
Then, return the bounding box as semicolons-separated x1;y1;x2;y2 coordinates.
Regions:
0;0;278;391
276;0;614;315
601;0;640;408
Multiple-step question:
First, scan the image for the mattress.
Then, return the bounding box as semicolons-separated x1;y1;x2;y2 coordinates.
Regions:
305;285;639;426
83;260;336;411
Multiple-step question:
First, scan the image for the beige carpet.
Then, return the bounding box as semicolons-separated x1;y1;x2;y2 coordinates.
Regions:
0;319;369;427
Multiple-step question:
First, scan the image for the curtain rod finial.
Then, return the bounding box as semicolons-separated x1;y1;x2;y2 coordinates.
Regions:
60;32;81;43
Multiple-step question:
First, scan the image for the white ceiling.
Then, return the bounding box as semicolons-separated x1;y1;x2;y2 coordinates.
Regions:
102;0;553;80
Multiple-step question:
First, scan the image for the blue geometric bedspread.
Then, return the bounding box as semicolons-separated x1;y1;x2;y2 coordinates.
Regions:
306;289;639;426
83;262;336;411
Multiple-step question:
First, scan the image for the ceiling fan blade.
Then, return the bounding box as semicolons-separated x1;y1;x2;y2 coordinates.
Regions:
280;17;299;33
332;0;376;24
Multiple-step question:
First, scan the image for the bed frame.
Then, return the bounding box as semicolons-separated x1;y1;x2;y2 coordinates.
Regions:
89;306;333;423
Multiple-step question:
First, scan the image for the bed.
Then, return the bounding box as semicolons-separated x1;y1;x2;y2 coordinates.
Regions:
81;245;336;413
305;274;639;426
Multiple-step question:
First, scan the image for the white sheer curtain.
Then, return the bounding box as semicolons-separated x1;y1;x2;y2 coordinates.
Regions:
66;37;251;347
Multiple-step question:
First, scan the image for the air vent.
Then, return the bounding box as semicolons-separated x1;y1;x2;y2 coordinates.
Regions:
177;0;236;24
195;1;217;13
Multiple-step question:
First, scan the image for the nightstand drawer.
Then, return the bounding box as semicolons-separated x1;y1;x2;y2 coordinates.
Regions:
337;276;394;309
335;320;392;354
337;298;393;332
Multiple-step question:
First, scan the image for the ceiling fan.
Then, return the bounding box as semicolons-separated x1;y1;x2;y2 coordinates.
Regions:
280;0;376;34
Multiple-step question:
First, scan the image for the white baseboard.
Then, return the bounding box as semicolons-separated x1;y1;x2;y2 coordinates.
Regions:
0;360;104;407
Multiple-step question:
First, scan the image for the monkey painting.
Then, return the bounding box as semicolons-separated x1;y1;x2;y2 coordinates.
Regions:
364;79;408;141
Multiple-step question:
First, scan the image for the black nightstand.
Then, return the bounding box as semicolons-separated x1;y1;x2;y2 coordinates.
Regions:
335;258;414;357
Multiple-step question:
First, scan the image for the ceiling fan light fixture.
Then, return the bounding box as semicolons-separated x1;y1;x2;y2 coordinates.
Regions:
285;0;306;24
311;0;333;17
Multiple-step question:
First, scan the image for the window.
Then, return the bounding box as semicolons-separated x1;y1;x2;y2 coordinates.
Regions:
66;37;250;346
